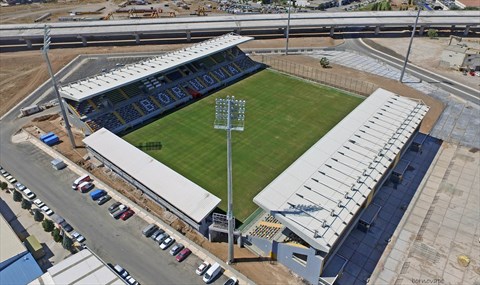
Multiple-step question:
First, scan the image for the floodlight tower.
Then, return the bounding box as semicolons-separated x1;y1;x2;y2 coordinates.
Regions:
42;25;76;148
399;5;423;83
285;0;295;55
214;96;246;265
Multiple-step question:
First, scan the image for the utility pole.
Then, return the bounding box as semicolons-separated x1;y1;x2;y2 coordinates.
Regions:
285;0;294;55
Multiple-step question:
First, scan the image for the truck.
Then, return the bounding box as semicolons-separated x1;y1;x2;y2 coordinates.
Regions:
90;189;107;201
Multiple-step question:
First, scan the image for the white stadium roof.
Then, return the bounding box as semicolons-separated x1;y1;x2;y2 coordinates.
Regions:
253;88;429;253
83;128;221;223
59;33;253;102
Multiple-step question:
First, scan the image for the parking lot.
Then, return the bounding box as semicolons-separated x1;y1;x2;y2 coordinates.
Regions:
0;139;231;285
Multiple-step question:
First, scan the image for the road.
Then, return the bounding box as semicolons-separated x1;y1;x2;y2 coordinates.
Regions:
343;38;480;105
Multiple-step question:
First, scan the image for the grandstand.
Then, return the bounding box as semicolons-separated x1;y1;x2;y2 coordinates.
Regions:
59;33;262;135
245;89;429;285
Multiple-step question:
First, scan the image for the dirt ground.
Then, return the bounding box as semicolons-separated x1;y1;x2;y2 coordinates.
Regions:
370;37;480;89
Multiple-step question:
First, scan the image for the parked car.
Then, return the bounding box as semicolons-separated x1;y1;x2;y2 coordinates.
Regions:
150;228;165;240
97;195;111;205
142;223;158;237
15;182;26;191
6;175;17;184
2;171;9;177
176;248;191;262
111;205;128;219
223;277;238;285
72;174;91;190
159;237;175;250
78;182;94;193
22;188;36;199
90;189;107;201
59;220;73;232
108;202;122;213
196;261;210;275
155;232;169;244
41;205;54;216
125;276;139;285
169;243;184;256
120;209;135;221
33;199;45;208
113;264;129;279
71;231;85;243
203;263;222;283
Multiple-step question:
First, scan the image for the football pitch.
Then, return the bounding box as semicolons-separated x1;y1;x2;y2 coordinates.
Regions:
123;70;363;222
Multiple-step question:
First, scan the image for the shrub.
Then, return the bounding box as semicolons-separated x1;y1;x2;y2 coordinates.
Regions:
320;57;330;68
13;190;22;202
427;29;438;39
42;219;54;232
62;235;73;251
52;228;62;243
0;182;7;190
33;209;44;222
21;199;32;210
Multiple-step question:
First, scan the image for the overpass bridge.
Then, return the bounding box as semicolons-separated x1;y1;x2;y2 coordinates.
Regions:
1;11;478;50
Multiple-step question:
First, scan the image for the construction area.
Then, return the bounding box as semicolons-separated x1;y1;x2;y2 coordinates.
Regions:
0;0;223;24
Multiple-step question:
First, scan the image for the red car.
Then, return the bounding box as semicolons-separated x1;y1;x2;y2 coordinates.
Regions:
120;209;135;221
176;248;191;262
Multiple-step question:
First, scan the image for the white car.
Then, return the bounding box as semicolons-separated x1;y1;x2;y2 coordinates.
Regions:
160;237;175;250
71;231;86;243
196;261;210;276
15;182;26;191
33;199;45;208
125;276;139;285
22;188;36;200
41;205;54;216
6;175;17;184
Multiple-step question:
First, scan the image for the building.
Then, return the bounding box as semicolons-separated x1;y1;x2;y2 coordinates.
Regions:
29;247;125;285
83;128;221;234
454;0;480;8
248;89;429;284
0;214;43;285
440;38;480;71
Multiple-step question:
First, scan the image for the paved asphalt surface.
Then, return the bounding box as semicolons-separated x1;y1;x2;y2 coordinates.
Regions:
344;38;480;105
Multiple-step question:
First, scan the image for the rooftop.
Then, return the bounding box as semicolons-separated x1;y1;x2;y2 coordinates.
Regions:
30;248;124;285
253;88;429;254
59;33;253;101
83;128;221;223
0;214;26;264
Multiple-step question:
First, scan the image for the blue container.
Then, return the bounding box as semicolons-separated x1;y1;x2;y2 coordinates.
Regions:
44;135;59;146
40;132;55;142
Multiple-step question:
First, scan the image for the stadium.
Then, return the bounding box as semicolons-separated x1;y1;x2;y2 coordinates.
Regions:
60;34;429;284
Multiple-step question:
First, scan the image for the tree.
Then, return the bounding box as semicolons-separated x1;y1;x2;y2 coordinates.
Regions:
42;219;54;232
52;228;63;243
21;199;32;210
0;182;7;190
62;235;73;251
33;209;44;222
13;190;22;202
320;57;330;68
427;29;438;39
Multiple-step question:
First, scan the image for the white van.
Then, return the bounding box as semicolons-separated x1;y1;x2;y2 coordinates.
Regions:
72;175;91;190
203;262;222;283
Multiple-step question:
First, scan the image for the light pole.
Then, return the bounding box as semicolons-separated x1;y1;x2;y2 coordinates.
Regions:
285;0;294;55
42;25;76;148
399;6;422;83
214;96;246;265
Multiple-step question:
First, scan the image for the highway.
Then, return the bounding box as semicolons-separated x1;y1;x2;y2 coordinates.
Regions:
344;38;480;105
0;10;478;50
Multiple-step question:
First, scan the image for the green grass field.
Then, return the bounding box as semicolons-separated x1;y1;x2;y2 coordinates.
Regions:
123;70;363;221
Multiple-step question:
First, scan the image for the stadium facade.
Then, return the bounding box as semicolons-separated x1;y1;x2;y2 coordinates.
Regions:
249;88;429;285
